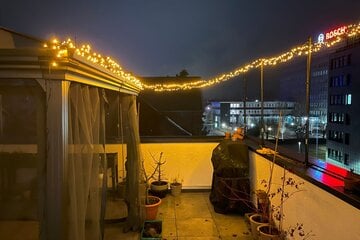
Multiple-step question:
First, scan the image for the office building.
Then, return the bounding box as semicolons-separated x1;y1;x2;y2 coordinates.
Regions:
327;35;360;173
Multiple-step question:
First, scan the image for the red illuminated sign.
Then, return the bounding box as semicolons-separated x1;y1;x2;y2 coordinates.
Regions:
325;26;347;40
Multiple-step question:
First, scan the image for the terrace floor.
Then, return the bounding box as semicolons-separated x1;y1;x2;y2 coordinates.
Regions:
105;192;252;240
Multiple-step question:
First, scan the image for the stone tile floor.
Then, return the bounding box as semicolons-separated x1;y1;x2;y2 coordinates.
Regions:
105;192;252;240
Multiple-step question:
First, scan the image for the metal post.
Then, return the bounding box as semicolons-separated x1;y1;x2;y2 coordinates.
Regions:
243;76;247;134
45;80;69;240
305;37;312;166
260;61;265;146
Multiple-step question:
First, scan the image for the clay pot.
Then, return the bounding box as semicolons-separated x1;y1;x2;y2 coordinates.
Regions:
145;196;162;220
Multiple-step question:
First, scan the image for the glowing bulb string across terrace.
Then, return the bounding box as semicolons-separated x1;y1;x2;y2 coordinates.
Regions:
144;22;360;92
43;38;143;89
43;22;360;92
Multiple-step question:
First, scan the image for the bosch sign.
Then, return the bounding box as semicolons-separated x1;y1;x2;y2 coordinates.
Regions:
317;26;347;43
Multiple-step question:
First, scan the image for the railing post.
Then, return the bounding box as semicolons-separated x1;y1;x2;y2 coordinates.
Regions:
260;61;265;146
305;37;312;166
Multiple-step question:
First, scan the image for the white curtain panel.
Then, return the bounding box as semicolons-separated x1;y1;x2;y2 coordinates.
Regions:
68;84;103;240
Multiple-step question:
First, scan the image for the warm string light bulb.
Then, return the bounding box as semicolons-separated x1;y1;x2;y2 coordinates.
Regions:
44;38;143;89
142;22;360;92
43;22;360;92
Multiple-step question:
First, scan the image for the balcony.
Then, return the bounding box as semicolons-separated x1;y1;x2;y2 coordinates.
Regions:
103;137;360;240
2;137;360;239
1;27;360;240
108;192;252;240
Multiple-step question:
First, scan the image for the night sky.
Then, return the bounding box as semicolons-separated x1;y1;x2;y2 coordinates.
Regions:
1;0;359;100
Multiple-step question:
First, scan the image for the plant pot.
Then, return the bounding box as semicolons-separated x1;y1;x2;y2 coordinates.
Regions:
141;220;162;240
257;224;281;240
170;182;182;196
249;213;269;240
150;181;168;198
151;181;168;191
145;196;162;220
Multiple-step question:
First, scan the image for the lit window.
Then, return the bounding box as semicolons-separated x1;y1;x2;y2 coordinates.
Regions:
230;116;237;123
346;94;352;105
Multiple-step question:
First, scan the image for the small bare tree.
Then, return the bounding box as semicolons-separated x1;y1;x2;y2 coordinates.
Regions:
141;152;166;204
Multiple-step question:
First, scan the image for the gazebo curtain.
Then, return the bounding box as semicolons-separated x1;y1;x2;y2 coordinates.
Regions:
123;95;143;231
67;83;103;240
67;84;143;239
0;79;45;240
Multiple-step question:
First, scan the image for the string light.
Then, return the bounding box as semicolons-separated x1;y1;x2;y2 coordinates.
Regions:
44;38;143;89
44;22;360;92
143;22;360;92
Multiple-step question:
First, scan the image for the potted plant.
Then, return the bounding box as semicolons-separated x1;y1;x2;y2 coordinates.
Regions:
170;175;183;197
141;158;162;220
249;117;284;240
248;189;271;239
251;114;313;240
149;152;168;198
256;169;307;240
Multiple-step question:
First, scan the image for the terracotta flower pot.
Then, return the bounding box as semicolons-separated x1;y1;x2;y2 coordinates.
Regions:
145;196;162;220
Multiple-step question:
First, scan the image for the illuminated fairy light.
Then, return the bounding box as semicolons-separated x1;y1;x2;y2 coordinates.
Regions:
142;22;360;92
43;22;360;92
43;38;143;89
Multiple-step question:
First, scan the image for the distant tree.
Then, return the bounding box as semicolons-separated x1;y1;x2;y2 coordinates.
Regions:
177;69;189;77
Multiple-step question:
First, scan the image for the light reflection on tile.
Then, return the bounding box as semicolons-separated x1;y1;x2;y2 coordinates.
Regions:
163;218;177;237
104;192;250;240
175;193;212;219
158;195;176;219
175;203;212;219
176;218;219;237
163;236;178;240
